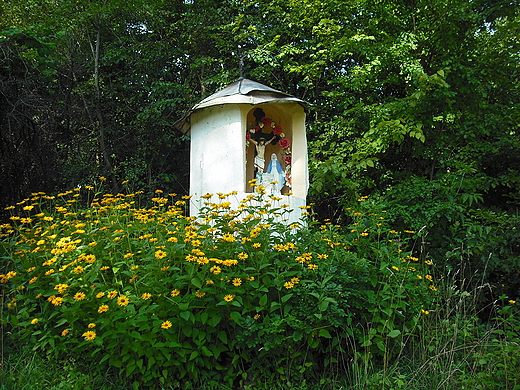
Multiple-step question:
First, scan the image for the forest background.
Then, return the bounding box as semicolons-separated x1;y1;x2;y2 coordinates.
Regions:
2;0;519;299
1;0;519;388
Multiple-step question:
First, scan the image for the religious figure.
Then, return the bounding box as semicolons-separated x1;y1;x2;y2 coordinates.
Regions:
266;153;285;193
250;135;275;172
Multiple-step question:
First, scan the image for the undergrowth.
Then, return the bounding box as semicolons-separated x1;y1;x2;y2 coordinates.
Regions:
1;182;518;389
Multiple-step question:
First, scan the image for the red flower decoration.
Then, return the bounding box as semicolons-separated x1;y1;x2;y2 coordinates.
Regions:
261;117;272;126
273;125;282;135
246;133;251;141
279;138;291;149
252;125;260;132
284;156;292;165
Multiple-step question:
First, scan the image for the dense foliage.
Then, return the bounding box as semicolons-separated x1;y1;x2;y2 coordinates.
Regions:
1;0;519;387
2;186;440;388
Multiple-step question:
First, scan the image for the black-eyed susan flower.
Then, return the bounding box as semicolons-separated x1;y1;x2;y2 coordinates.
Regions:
170;289;180;297
224;294;235;302
87;323;96;328
161;321;172;329
82;330;96;340
30;318;39;325
98;305;109;313
232;278;242;286
54;283;69;293
73;292;86;301
117;295;129;306
106;290;118;299
141;293;152;300
155;250;167;259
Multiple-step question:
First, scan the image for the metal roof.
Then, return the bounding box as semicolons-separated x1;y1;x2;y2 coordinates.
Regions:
174;78;307;135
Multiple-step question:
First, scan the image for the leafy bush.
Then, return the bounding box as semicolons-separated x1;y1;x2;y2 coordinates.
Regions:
1;184;438;388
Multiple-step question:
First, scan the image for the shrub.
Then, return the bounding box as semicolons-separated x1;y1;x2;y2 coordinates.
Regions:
1;184;438;388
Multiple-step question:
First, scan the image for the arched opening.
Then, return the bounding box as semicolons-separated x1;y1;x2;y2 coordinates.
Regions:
245;106;293;194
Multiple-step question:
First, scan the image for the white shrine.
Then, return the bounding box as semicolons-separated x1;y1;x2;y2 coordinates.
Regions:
175;78;308;224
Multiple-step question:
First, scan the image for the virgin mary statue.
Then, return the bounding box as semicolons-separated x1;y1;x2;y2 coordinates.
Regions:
266;153;286;193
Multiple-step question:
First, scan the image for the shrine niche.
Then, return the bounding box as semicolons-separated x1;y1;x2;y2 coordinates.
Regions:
174;78;308;223
245;106;294;195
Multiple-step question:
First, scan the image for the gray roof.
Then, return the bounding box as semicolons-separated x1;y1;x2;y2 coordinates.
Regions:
174;78;307;135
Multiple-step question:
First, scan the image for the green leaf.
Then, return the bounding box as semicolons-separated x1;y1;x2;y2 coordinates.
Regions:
387;329;401;338
230;311;241;323
281;293;293;303
319;328;332;338
191;277;202;288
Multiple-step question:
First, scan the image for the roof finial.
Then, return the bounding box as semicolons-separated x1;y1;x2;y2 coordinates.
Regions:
238;45;244;79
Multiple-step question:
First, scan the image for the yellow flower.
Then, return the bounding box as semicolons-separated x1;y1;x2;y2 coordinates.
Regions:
170;289;180;297
284;281;294;289
232;278;242;287
141;293;152;300
123;253;134;259
195;290;206;298
224;294;235;302
31;318;39;325
73;266;84;274
98;305;109;313
222;233;236;242
210;266;222;275
73;292;86;301
61;329;69;336
82;330;96;341
88;323;96;328
425;274;433;281
54;283;69;293
155;250;167;259
252;242;261;248
421;309;430;315
161;321;172;329
237;252;248;260
391;266;399;271
117;295;130;306
253;314;261;320
96;292;105;298
50;296;64;306
509;300;516;305
307;264;318;270
107;290;118;298
84;254;96;263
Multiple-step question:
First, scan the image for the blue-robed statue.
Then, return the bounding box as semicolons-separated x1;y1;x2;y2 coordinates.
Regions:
266;153;286;193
